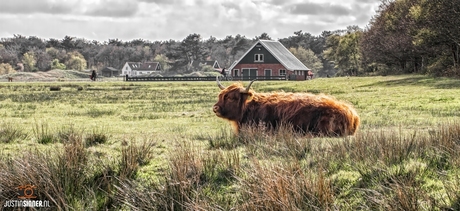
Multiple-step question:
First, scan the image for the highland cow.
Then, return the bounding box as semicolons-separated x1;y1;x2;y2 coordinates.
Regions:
213;77;360;137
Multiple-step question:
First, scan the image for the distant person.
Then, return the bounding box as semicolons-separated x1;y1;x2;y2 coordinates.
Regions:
307;70;314;80
221;68;227;77
90;70;97;81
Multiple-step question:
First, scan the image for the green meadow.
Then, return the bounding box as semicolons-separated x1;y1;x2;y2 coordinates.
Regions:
1;75;460;210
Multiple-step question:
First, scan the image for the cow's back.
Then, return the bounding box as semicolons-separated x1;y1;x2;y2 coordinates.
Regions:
245;92;359;136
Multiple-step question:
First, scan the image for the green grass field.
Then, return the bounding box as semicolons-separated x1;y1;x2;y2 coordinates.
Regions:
1;75;460;210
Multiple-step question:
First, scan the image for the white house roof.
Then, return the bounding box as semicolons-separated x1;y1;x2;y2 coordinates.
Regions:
126;62;161;71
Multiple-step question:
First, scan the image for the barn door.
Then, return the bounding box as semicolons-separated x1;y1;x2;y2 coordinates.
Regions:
242;68;257;80
242;69;249;80
264;69;271;80
249;69;257;80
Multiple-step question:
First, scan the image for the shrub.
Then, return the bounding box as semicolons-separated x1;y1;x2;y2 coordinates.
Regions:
49;86;61;91
85;127;109;147
0;63;16;75
51;59;66;70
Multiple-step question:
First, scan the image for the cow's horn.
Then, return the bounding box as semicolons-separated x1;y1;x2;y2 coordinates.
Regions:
241;79;256;93
216;76;226;90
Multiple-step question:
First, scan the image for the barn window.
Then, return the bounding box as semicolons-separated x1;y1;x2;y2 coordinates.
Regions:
254;54;264;62
280;69;286;76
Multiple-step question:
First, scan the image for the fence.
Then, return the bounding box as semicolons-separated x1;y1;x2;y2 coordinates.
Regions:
124;75;287;82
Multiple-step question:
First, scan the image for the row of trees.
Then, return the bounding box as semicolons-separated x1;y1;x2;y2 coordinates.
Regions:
0;32;329;76
324;0;460;77
1;0;459;77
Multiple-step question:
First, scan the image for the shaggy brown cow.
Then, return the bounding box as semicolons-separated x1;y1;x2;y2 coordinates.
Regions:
213;77;360;137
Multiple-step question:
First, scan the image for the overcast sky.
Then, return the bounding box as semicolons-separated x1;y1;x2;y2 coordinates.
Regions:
0;0;381;42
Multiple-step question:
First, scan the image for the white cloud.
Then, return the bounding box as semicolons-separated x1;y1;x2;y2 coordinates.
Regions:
84;0;140;17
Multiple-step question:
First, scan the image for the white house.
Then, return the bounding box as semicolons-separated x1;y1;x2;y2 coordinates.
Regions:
121;62;162;76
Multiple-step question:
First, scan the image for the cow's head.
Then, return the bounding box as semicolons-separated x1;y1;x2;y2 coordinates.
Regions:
213;76;256;121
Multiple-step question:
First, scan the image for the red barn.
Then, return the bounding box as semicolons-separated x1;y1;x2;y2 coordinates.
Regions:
228;40;311;80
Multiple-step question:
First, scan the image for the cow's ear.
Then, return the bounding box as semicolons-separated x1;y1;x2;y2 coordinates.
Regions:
243;92;254;102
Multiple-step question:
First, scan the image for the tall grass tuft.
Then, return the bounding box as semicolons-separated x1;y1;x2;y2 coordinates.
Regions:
33;120;56;144
160;141;203;209
201;149;240;185
237;160;335;211
238;123;312;160
57;123;83;144
322;123;460;209
119;139;156;180
199;126;239;149
0;121;28;143
441;174;460;210
0;133;90;210
0;150;68;210
85;126;109;147
115;141;242;210
0;126;121;210
114;141;203;210
56;131;89;207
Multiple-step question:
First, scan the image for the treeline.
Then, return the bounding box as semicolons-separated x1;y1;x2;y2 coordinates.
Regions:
0;0;459;77
0;32;329;76
331;0;460;77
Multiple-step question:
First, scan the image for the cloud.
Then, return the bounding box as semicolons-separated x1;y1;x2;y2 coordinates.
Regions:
84;0;140;17
289;2;351;16
0;0;75;14
266;0;293;6
137;0;176;5
0;0;141;18
355;0;380;3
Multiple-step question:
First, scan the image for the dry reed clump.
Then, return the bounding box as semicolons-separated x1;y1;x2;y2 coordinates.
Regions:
118;139;156;180
57;124;83;144
114;141;203;210
236;160;335;211
114;141;242;210
321;123;460;210
237;122;313;160
0;151;68;210
0;128;158;210
0;134;89;210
